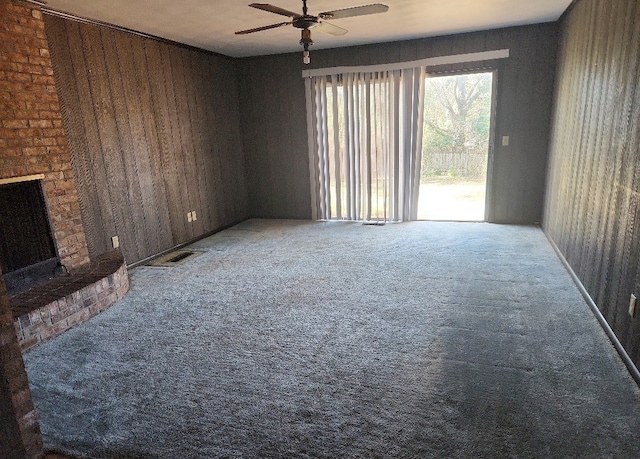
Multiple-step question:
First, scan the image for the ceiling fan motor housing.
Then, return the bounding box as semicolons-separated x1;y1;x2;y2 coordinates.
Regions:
293;15;319;29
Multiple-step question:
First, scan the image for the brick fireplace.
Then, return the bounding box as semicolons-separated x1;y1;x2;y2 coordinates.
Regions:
0;2;89;271
0;0;132;339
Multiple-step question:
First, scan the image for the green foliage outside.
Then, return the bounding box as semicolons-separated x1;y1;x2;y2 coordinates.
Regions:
422;73;493;179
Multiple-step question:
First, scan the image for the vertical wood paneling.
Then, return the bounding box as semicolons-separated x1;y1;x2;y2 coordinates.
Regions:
167;46;197;242
44;20;103;258
199;57;222;226
65;21;118;255
128;37;174;252
144;40;187;243
45;14;249;265
82;24;139;261
544;0;640;368
236;24;558;222
185;52;211;233
101;29;146;261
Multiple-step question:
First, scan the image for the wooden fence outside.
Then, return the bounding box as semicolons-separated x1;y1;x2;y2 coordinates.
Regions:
422;147;488;178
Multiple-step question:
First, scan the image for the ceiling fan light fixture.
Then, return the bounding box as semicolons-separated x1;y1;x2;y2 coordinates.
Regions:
300;28;313;65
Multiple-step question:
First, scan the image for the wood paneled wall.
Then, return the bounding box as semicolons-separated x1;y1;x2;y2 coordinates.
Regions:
544;0;640;367
236;24;558;222
44;15;249;265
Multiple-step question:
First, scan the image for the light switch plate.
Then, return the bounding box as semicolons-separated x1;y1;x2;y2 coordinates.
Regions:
111;236;119;249
187;212;193;222
502;135;509;147
192;211;197;221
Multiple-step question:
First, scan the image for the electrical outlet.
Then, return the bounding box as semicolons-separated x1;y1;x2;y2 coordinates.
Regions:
192;210;197;221
111;236;119;249
187;212;193;222
629;294;637;318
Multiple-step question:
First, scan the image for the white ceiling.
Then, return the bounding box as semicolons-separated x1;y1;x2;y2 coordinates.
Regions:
40;0;572;58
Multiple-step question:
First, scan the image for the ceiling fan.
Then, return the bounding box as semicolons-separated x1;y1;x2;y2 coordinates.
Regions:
235;1;389;64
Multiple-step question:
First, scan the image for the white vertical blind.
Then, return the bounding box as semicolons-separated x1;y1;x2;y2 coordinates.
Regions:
306;67;426;221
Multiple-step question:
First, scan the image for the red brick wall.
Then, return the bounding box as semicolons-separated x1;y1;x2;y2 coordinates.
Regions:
0;0;89;269
0;270;43;458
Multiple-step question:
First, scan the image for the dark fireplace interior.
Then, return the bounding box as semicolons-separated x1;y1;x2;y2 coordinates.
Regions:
0;180;59;295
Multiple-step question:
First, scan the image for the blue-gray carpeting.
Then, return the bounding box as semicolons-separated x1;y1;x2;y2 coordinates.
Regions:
24;220;640;458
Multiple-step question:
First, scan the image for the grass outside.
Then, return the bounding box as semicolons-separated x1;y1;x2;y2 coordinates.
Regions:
325;175;486;221
417;176;486;221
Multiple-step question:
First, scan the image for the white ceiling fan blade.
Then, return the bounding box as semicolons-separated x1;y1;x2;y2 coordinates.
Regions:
249;3;301;18
235;22;291;35
319;4;389;20
317;21;348;36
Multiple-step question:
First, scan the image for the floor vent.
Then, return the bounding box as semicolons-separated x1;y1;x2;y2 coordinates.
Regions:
362;221;386;226
147;250;204;267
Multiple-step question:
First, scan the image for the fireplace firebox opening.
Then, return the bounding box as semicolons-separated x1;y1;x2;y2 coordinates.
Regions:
0;178;59;295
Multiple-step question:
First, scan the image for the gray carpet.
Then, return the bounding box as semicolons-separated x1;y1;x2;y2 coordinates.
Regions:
23;219;640;458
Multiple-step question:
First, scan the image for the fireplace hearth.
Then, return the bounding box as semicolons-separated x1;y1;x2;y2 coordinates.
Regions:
0;178;130;350
11;249;129;350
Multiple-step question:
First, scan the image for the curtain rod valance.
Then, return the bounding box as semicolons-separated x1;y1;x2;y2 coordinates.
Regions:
301;49;509;78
